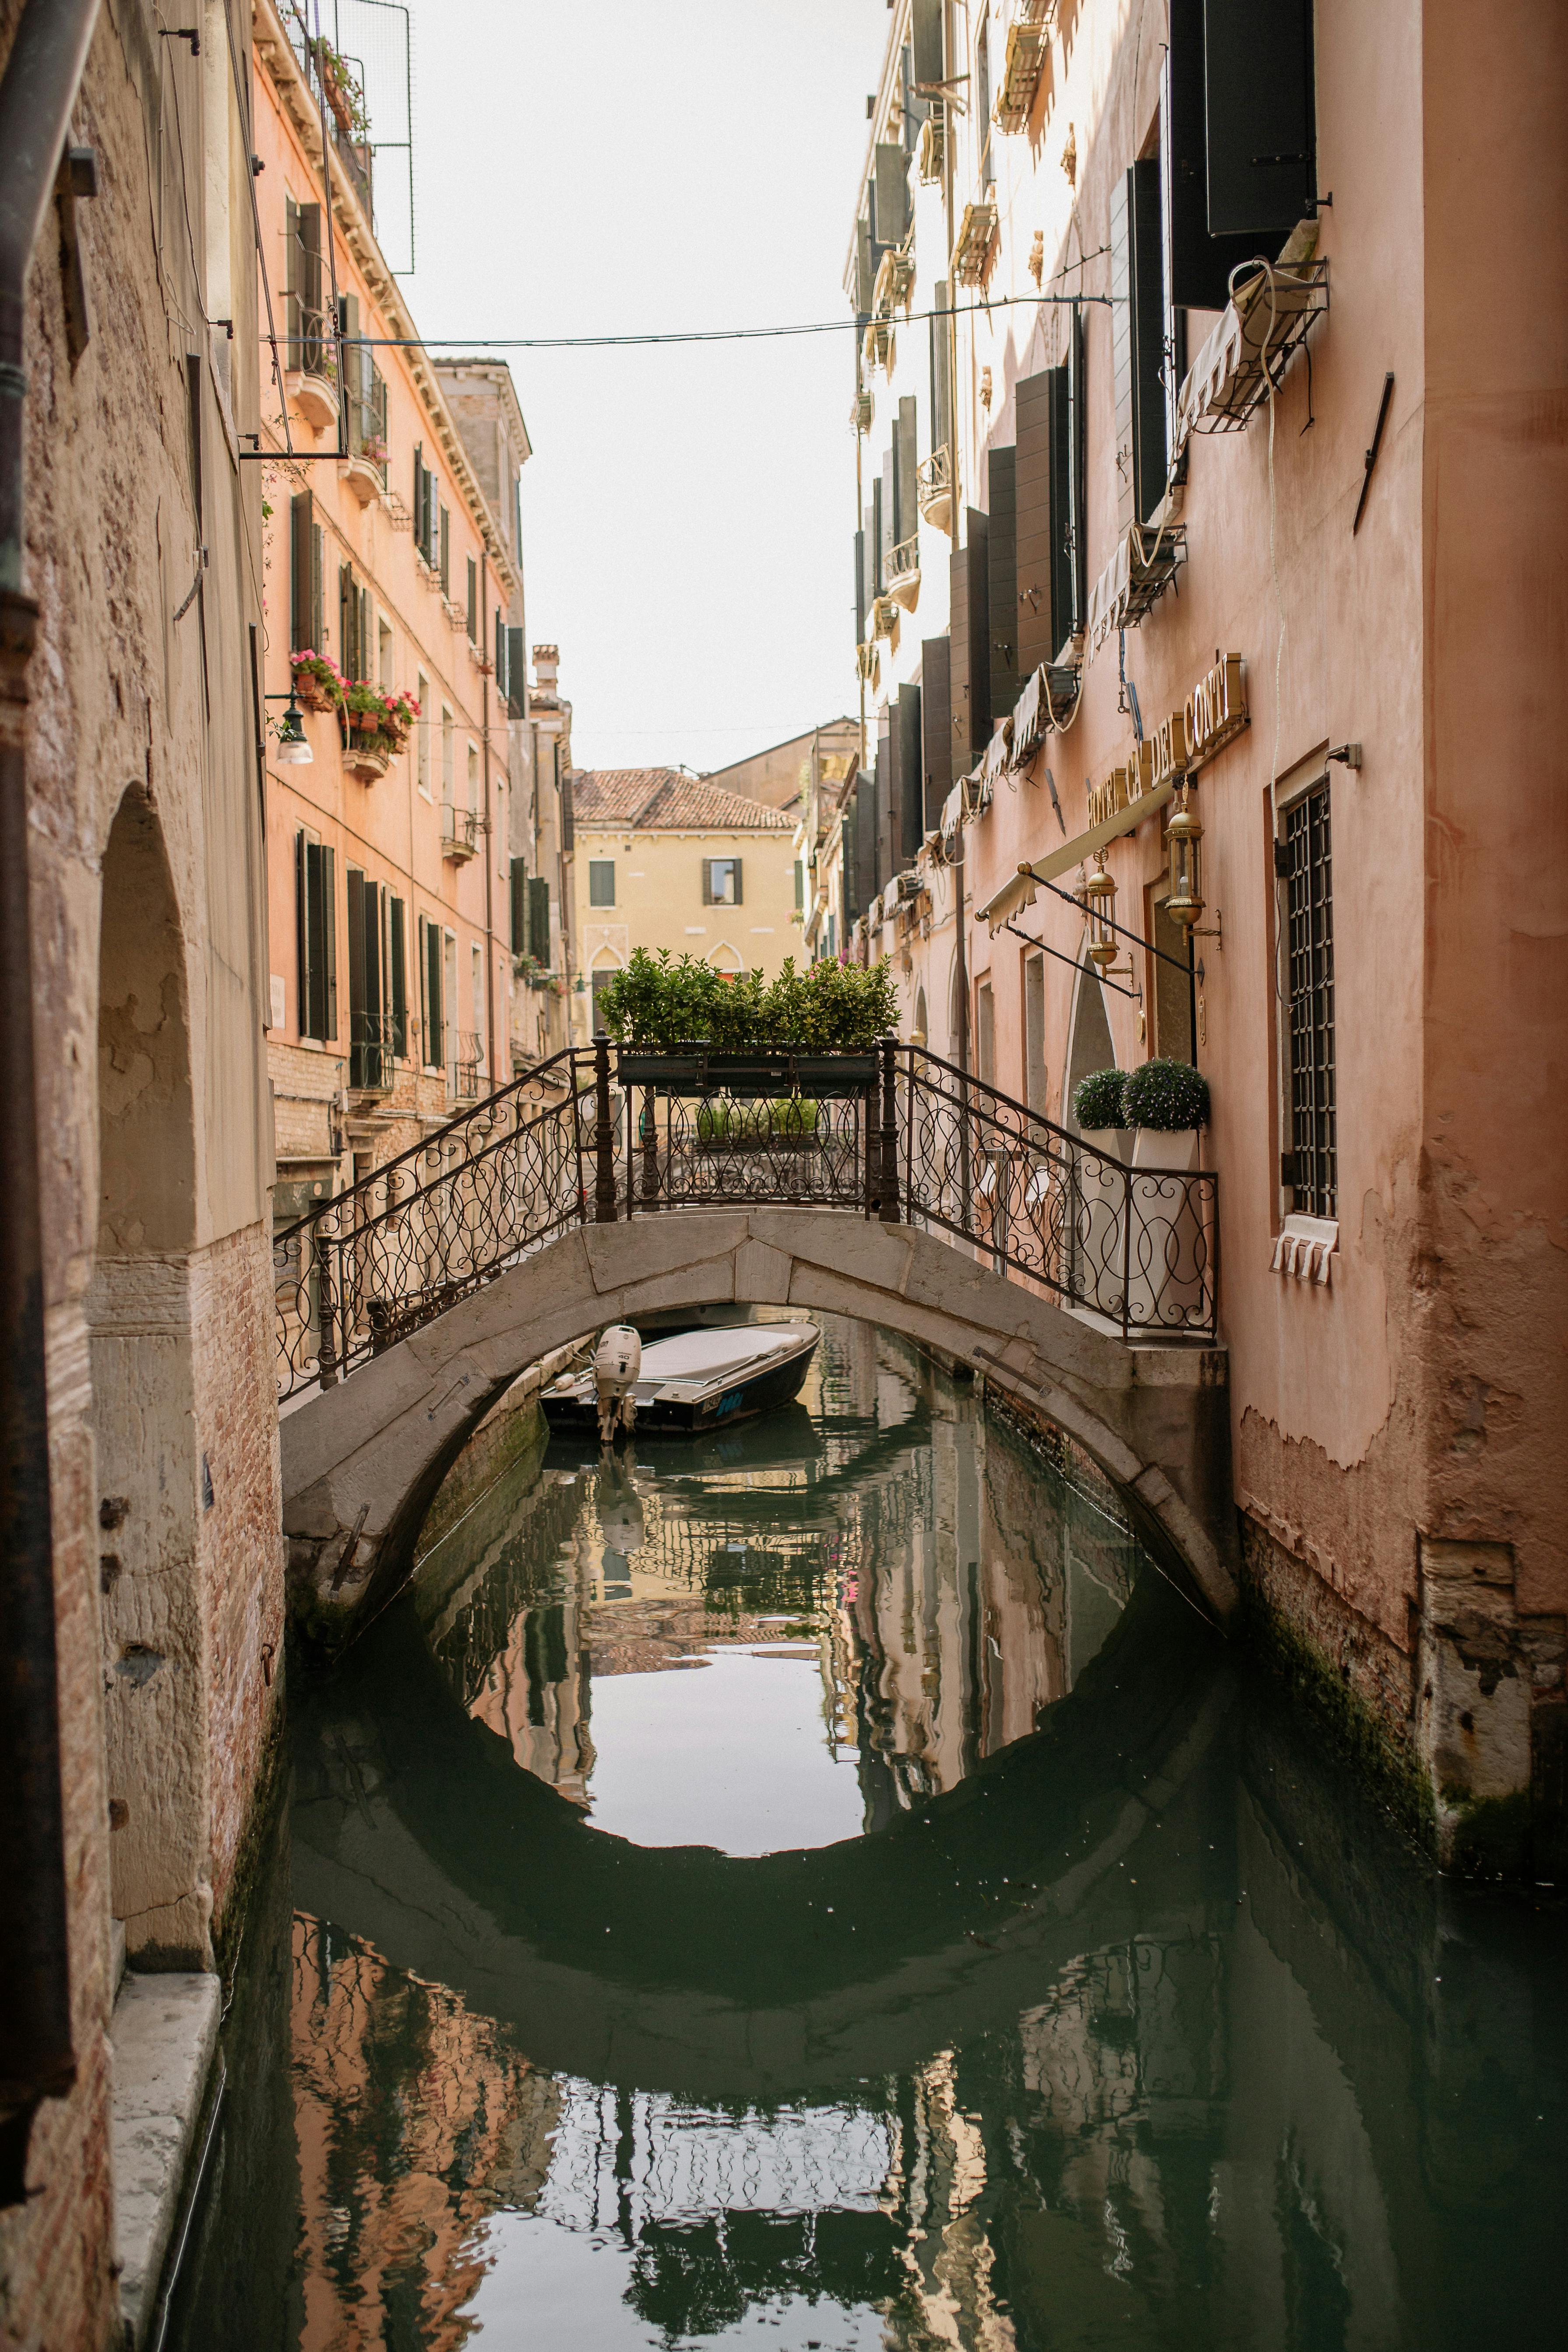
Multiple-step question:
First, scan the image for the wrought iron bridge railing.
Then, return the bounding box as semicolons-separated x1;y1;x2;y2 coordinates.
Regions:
272;1040;1219;1400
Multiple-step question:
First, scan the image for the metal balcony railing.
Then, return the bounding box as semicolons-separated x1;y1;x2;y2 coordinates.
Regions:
887;534;920;584
273;1042;1219;1399
441;806;479;859
345;353;388;484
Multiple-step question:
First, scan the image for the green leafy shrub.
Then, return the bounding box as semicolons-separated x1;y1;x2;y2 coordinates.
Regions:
597;949;899;1052
1123;1057;1210;1131
695;1099;821;1145
1072;1068;1127;1131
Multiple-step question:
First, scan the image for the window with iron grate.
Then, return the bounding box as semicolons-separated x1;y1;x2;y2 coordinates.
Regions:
1284;782;1335;1217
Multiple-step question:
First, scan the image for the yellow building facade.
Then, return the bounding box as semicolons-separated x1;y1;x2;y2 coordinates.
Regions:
569;772;797;1039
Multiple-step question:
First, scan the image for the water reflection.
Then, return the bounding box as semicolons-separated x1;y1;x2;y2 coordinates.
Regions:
428;1319;1135;1852
166;1319;1568;2352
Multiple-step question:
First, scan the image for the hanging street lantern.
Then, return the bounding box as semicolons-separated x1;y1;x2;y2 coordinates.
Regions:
275;701;313;766
1084;855;1119;970
1166;787;1204;929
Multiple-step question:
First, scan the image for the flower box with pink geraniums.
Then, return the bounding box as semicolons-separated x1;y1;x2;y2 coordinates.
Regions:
289;650;346;713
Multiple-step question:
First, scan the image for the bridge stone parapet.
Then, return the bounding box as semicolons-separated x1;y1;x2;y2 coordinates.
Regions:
281;1209;1238;1629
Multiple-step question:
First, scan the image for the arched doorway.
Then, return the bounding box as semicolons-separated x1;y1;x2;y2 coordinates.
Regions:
1064;953;1119;1137
90;790;206;1965
589;946;623;1037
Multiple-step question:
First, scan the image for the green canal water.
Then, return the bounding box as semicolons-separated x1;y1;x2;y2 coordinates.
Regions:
168;1316;1564;2350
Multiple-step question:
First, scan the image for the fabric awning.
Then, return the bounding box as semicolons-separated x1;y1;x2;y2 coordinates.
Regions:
974;770;1180;934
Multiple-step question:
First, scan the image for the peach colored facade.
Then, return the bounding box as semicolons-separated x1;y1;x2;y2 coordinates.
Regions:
846;0;1567;1866
251;4;529;1230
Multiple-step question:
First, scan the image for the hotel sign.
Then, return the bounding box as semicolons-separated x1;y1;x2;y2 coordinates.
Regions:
1086;655;1247;825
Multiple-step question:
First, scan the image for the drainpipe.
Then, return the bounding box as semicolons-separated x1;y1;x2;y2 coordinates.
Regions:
0;0;102;2197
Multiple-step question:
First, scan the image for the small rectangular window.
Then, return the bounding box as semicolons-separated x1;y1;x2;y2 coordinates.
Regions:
976;980;995;1087
588;859;616;908
703;857;741;907
590;967;618;1033
1283;781;1336;1217
467;742;479;815
422;916;444;1070
378;618;394;691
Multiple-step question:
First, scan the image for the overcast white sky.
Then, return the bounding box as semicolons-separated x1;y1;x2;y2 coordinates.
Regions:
388;0;890;773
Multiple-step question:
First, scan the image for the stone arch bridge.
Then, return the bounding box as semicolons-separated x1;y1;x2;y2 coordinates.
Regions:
282;1200;1236;1623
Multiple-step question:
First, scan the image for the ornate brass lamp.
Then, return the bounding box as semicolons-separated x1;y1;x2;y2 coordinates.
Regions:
1084;856;1119;970
1165;787;1204;929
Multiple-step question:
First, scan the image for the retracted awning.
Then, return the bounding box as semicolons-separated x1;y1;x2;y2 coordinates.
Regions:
974;771;1181;934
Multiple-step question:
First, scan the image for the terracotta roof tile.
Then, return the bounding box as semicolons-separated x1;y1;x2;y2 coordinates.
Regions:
572;769;793;832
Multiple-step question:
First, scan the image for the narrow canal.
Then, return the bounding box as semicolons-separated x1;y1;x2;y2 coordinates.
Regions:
168;1315;1564;2350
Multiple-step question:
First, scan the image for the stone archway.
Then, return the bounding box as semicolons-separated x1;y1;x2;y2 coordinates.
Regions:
282;1209;1238;1625
90;790;208;1966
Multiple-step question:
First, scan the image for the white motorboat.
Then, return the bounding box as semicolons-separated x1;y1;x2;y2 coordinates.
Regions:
542;1322;819;1436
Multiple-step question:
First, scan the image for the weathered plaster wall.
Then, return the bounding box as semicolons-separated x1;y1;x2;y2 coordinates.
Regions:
0;0;284;2339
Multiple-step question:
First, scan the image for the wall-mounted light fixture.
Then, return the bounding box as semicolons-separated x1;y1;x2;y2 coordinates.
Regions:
1084;856;1119;970
275;702;313;765
1165;787;1204;928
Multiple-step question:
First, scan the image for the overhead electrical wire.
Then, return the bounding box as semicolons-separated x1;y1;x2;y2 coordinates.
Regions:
272;287;1112;357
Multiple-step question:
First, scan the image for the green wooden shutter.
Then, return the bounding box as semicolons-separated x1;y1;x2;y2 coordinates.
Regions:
466;557;477;641
930;282;951;455
1128;158;1168;523
295;831;310;1037
872;143;908;245
527;876;550;963
854;215;874;315
321;844;337;1040
912;0;944;88
920;636;951;832
895;396;917;547
346;867;366;1083
559;772;574;852
285;195;299;360
439;506;450;595
509;857;525;950
987;445;1019;718
1166;0;1272;310
290;490;314;652
1015;371;1054;675
701;860;712;906
389;896;407;1055
425;917;443;1067
1204;0;1314;237
731;858;742;908
949;508;990;767
1066;309;1086;638
854;528;866;647
339;563;354;679
897;684;923;863
507;628;525;716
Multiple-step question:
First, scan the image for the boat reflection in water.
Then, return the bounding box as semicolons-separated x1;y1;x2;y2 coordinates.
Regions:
165;1314;1568;2352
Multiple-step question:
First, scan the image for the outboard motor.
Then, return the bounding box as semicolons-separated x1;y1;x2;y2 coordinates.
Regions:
593;1323;642;1445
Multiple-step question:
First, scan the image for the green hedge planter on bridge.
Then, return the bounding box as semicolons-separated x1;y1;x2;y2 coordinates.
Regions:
599;949;899;1056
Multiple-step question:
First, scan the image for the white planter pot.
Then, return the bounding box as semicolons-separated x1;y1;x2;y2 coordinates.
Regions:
1128;1128;1205;1328
1075;1129;1128;1316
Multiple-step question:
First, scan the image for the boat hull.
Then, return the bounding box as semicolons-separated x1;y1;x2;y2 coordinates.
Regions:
541;1331;817;1436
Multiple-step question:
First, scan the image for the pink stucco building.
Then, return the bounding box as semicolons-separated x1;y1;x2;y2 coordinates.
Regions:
835;0;1566;1868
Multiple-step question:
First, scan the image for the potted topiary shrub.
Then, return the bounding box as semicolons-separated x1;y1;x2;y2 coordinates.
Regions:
1071;1068;1127;1154
1123;1057;1209;1171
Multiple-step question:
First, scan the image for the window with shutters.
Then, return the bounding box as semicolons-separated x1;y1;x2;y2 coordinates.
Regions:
295;832;336;1042
1283;782;1336;1218
506;627;525;718
440;708;454;812
588;860;616;909
346;869;390;1090
1166;0;1314;311
467;743;479;816
420;915;444;1070
285;197;325;373
494;612;508;698
438;506;451;596
466;557;477;642
987;445;1020;714
338;563;371;681
509;858;526;951
388;896;407;1056
702;858;741;907
416;670;430;796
